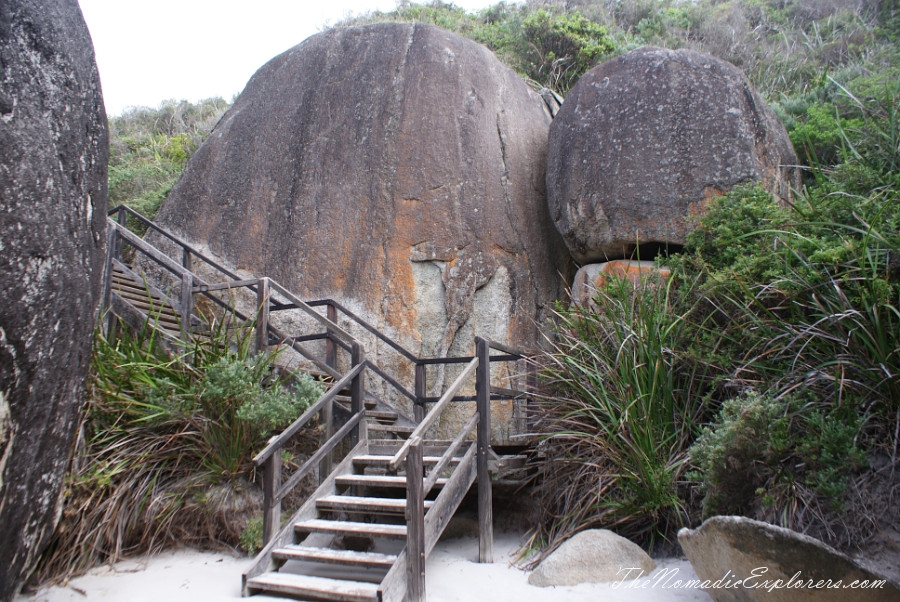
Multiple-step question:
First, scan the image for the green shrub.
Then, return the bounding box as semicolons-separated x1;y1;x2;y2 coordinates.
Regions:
690;391;866;518
34;313;322;582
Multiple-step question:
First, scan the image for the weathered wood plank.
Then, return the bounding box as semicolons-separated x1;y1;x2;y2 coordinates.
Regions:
294;519;407;539
334;474;448;489
271;545;397;568
406;438;426;602
245;572;379;602
316;495;433;514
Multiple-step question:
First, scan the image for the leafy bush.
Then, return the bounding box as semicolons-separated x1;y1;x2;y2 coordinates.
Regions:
108;98;229;225
690;391;866;519
33;314;322;582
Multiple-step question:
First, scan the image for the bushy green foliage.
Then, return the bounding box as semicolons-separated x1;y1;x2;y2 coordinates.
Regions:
35;314;322;581
690;391;865;518
108;98;229;224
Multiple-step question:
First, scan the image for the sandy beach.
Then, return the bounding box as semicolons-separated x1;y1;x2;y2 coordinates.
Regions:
17;532;712;602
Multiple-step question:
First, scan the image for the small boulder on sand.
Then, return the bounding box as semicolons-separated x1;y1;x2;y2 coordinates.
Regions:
528;529;656;587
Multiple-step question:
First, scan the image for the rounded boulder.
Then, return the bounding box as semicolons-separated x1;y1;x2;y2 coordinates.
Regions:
153;23;571;381
547;46;799;263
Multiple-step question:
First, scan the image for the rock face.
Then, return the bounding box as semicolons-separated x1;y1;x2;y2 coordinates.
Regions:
547;46;799;263
528;529;656;587
679;516;900;601
152;23;571;419
0;1;108;597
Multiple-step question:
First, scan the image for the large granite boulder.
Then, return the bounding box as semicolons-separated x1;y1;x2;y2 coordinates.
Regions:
151;23;571;425
679;516;900;601
547;46;799;263
528;529;656;586
0;0;108;597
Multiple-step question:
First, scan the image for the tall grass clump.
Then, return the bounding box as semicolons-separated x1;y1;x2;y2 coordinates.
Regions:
32;314;322;583
527;269;726;559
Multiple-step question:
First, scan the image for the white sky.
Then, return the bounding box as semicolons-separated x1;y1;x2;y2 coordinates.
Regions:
79;0;500;116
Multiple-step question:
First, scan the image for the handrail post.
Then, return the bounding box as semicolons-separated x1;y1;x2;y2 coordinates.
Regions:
256;277;270;353
406;436;426;602
325;302;338;370
475;337;493;563
414;363;426;423
180;271;193;337
350;342;365;447
319;303;338;484
262;450;281;546
182;247;192;273
103;220;118;337
116;206;126;259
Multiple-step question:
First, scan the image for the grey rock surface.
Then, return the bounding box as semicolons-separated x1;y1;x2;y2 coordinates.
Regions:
0;0;108;598
547;46;799;263
679;516;900;601
528;529;656;587
151;23;571;431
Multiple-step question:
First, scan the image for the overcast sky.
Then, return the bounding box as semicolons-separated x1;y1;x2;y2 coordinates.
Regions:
79;0;499;115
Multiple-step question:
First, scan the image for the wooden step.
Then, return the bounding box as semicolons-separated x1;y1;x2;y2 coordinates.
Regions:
271;545;397;568
335;474;448;489
366;423;415;436
245;572;379;602
352;454;456;468
365;410;399;423
316;495;434;514
294;519;407;539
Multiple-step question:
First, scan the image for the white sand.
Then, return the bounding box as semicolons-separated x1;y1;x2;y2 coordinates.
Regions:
17;533;712;602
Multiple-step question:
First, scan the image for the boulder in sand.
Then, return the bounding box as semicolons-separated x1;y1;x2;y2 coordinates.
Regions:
678;516;900;601
528;529;656;587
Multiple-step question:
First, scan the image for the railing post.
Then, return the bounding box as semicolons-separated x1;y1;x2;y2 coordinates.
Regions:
180;271;193;337
103;221;118;338
256;277;270;354
262;450;282;546
325;302;338;370
406;436;426;602
182;247;192;273
350;342;365;447
414;362;426;423
475;337;493;563
116;206;126;259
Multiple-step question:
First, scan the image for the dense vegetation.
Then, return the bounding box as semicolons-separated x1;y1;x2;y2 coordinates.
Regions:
108;97;229;221
67;0;899;580
34;316;322;581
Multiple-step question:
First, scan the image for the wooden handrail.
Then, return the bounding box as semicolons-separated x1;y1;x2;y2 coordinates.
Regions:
389;356;479;472
267;279;356;345
274;411;366;504
252;362;366;466
423;412;478;496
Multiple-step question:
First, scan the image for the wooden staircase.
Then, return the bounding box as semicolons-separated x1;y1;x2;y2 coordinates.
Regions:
243;436;475;602
102;206;537;602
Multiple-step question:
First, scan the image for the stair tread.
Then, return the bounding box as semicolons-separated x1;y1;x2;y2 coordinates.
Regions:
246;572;379;601
294;519;407;538
353;454;456;464
366;423;415;433
335;474;448;488
272;544;397;568
317;495;434;513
